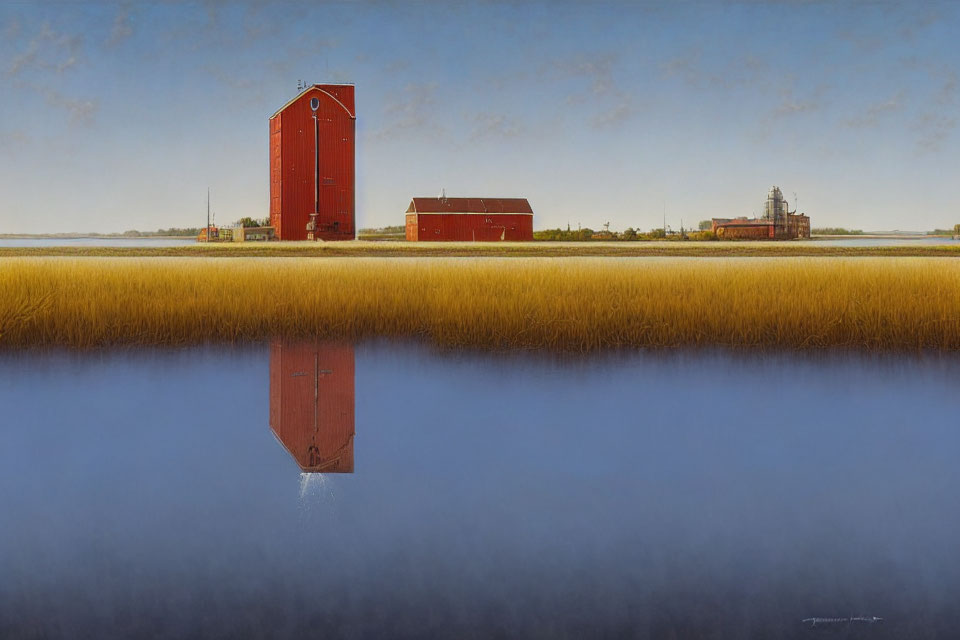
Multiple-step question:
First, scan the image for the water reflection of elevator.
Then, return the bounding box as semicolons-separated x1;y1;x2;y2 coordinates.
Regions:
269;341;355;473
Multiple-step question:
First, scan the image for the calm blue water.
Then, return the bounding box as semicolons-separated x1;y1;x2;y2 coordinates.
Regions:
0;237;196;248
807;237;960;247
1;343;958;639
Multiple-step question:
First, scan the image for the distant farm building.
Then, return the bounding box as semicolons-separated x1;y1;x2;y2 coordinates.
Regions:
233;226;275;242
405;197;534;241
712;186;810;240
269;84;356;241
269;341;355;473
197;226;276;243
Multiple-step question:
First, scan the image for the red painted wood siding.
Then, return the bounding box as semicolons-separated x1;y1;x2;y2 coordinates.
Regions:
269;85;355;241
269;341;355;473
406;214;533;241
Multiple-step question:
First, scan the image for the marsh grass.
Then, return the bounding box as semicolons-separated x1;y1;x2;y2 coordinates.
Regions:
2;257;960;351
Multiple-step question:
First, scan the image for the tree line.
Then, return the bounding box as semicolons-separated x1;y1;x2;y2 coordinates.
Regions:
534;225;717;241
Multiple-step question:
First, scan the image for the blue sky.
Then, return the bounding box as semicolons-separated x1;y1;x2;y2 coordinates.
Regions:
1;1;957;233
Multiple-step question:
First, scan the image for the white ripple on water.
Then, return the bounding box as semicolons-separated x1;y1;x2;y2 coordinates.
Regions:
299;472;334;501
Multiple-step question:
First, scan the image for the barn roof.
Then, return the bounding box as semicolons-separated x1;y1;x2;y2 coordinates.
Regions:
407;197;533;215
270;84;356;119
712;217;774;227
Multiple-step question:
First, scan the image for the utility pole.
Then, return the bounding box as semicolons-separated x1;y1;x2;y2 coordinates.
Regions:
206;188;210;242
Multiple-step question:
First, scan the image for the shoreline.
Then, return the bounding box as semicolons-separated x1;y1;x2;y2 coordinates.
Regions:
1;242;959;258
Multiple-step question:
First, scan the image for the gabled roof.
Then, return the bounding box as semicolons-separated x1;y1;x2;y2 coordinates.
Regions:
407;197;533;215
713;218;774;227
270;84;356;119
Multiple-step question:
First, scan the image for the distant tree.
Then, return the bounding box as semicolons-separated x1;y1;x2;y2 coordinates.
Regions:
698;220;712;231
235;216;270;228
156;227;202;236
813;227;864;236
650;228;666;239
955;223;960;236
622;227;637;241
122;230;142;237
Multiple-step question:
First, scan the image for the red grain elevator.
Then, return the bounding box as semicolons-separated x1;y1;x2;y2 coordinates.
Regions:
269;84;355;241
405;197;534;241
269;340;355;473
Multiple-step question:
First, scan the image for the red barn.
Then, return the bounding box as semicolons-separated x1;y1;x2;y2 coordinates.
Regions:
269;341;355;473
269;84;355;241
405;197;534;241
711;218;776;239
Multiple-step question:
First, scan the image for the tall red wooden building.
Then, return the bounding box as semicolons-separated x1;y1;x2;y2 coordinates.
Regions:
269;341;355;473
405;197;534;241
269;84;355;241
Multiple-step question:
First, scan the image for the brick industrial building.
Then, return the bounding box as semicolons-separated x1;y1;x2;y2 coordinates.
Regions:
269;84;356;241
269;341;355;473
712;186;810;240
405;196;534;241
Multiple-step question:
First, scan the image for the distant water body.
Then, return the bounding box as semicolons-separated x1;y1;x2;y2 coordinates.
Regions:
1;343;958;638
0;236;196;248
807;236;960;247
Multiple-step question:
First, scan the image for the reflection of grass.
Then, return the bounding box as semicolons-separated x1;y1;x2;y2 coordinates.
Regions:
2;257;960;351
2;241;960;258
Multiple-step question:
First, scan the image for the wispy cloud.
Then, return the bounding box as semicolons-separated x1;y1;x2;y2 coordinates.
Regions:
895;62;959;151
660;50;768;90
913;112;957;153
383;59;410;74
107;6;133;47
40;87;99;125
202;64;270;105
936;68;957;105
592;100;637;129
372;82;443;141
2;17;21;40
840;4;945;52
468;112;522;141
898;7;944;41
3;21;98;126
547;53;617;94
546;52;639;129
844;91;904;128
6;23;84;76
0;129;30;146
772;86;824;118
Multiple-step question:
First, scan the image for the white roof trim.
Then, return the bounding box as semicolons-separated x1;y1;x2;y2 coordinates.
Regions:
409;212;533;216
270;85;355;119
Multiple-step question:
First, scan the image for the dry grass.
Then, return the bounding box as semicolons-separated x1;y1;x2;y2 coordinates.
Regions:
2;257;960;351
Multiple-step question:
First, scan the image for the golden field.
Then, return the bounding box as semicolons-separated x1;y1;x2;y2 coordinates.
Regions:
2;257;960;351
